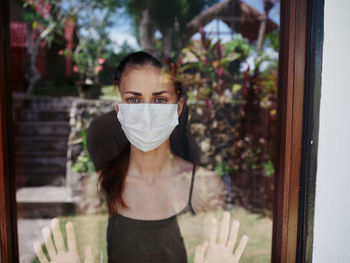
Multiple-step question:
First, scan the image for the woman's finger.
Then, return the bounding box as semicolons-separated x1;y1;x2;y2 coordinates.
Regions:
218;211;230;246
33;241;49;263
42;227;56;260
66;221;78;254
194;241;208;263
227;219;240;252
51;218;65;253
202;214;212;241
84;246;94;263
233;235;248;261
207;216;217;246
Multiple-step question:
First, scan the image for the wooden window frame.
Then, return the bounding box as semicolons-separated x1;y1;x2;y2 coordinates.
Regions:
1;0;19;262
0;0;324;262
295;0;324;262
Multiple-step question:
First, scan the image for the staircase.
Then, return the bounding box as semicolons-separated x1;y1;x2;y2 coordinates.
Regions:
13;93;76;218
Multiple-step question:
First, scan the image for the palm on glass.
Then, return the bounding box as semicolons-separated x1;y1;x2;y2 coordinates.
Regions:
33;218;94;263
194;211;248;263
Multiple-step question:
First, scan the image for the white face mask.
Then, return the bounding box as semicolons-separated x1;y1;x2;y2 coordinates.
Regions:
117;102;179;152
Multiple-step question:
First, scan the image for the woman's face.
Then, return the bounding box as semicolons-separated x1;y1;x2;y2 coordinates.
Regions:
115;65;184;116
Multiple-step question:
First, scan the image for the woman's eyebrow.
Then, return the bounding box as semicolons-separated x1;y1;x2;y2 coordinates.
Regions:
152;90;170;95
125;90;170;96
125;91;142;96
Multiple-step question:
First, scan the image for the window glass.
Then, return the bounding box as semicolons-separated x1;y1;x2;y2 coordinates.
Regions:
10;0;280;262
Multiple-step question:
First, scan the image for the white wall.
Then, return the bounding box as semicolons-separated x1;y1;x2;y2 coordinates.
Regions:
312;0;350;262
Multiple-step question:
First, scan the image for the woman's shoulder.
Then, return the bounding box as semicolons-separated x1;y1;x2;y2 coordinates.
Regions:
194;165;219;178
174;157;226;213
175;157;223;185
193;165;226;194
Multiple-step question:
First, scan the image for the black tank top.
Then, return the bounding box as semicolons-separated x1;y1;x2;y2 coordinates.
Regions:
107;163;197;263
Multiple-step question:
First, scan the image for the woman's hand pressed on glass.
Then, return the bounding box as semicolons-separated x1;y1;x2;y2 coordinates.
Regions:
33;218;93;263
194;211;248;263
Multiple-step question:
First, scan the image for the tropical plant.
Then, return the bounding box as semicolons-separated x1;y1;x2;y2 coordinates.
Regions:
177;31;251;122
22;0;123;94
228;29;279;212
62;0;122;84
176;25;279;213
72;129;95;173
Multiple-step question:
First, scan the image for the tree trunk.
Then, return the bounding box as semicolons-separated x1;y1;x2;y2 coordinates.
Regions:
138;8;156;53
256;0;275;55
26;25;41;95
256;14;267;54
161;27;173;55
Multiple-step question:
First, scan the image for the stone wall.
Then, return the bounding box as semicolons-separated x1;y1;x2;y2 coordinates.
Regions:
66;98;115;214
188;102;241;170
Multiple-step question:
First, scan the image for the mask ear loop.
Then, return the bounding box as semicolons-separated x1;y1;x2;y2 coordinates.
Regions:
184;109;198;166
188;127;198;167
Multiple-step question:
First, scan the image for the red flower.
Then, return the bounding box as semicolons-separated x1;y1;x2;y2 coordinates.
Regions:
58;50;64;56
216;67;224;77
98;58;106;65
73;66;79;73
94;65;103;73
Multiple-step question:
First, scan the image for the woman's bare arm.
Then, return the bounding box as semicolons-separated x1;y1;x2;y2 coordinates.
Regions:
191;166;227;213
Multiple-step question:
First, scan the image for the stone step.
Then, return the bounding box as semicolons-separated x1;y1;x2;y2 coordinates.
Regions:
14;151;67;157
16;187;76;218
15;121;71;136
15;156;67;169
14;109;70;122
12;93;75;110
16;169;66;187
14;136;68;153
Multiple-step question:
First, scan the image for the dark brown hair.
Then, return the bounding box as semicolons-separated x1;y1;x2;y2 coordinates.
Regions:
98;51;200;214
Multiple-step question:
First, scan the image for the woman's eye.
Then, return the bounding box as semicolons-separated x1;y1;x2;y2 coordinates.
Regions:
154;97;167;103
127;97;140;103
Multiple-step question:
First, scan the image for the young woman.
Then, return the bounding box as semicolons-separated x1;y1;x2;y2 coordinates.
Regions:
103;51;227;263
33;51;248;263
